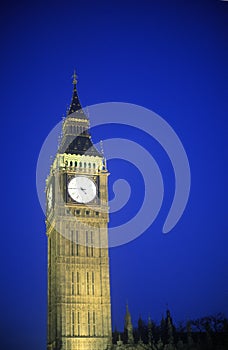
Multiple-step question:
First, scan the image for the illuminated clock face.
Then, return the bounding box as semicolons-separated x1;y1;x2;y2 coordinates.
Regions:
68;176;96;203
47;185;53;209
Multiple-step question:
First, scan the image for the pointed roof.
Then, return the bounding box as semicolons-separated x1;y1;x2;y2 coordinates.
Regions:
59;71;102;157
64;133;102;157
125;303;131;319
67;70;88;119
124;304;134;344
125;303;133;327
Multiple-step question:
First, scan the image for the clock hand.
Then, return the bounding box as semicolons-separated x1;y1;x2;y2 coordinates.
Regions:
80;187;87;194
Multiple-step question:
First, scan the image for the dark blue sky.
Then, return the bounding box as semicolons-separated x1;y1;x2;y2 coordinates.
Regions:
1;1;227;349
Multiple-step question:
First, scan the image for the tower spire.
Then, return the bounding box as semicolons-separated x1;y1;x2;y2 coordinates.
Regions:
72;69;77;85
124;303;134;344
67;69;84;115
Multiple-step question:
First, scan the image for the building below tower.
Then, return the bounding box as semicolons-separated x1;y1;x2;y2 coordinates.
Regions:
110;306;228;350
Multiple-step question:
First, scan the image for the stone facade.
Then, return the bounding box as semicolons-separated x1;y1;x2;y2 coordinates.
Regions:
46;74;112;350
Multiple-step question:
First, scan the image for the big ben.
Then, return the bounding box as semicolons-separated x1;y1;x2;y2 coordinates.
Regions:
46;72;112;350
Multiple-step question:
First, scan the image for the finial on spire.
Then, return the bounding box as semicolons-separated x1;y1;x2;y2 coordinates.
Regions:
100;140;104;155
100;140;107;171
67;69;85;116
72;69;78;85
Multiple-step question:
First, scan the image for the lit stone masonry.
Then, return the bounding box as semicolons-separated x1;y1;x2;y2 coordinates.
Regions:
46;73;112;350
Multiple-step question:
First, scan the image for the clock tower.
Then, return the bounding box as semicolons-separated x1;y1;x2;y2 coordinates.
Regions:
46;73;112;350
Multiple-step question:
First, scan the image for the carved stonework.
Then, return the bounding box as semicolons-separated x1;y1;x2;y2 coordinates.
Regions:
46;77;112;350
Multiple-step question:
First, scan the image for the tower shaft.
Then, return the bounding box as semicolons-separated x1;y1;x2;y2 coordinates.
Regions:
46;75;112;350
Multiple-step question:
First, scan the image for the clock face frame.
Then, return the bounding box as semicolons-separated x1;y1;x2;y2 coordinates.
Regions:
67;176;97;204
